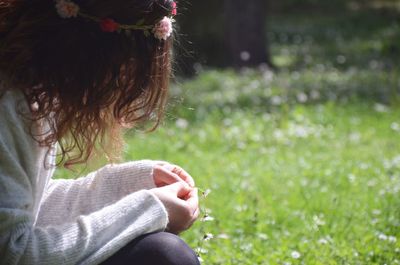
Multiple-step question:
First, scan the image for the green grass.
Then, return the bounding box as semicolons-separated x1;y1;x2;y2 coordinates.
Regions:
54;8;400;265
124;103;400;264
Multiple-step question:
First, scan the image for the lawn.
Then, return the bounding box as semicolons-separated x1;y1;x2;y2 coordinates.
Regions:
55;7;400;265
124;103;400;264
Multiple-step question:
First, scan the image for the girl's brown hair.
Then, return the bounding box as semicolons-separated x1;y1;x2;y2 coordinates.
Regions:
0;0;174;167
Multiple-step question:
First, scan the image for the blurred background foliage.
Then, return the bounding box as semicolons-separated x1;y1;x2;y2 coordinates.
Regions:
175;0;400;73
169;0;400;113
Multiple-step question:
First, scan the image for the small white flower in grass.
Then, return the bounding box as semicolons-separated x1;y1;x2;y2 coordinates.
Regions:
336;55;347;64
310;90;320;100
359;162;369;170
372;209;381;215
271;95;282;105
291;125;309;138
217;233;230;239
347;174;356;183
320;186;328;193
291;251;301;259
296;92;308;103
273;129;284;140
318;238;328;245
237;141;246;150
374;103;388;113
200;213;214;222
257;233;268;240
349;132;361;142
393;156;400;167
175;118;188;129
240;243;253;252
203;233;214;241
301;237;309;244
195;247;208;254
371;218;379;225
367;179;377;187
313;215;326;226
388;236;397;243
391;122;400;132
378;233;388;241
201;189;211;198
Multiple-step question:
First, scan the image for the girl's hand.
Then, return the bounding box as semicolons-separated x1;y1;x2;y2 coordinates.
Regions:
151;182;199;234
153;163;195;188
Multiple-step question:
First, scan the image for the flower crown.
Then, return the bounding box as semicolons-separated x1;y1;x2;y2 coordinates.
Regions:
55;0;177;40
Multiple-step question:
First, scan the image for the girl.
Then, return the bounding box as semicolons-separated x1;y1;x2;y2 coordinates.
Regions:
0;0;200;264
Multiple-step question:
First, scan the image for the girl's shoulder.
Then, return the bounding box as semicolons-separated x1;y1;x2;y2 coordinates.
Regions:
0;88;29;122
0;86;34;144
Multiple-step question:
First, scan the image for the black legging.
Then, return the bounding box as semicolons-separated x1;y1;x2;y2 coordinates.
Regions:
100;232;201;265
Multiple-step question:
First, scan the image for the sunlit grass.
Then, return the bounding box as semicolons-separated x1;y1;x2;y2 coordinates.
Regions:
124;103;400;264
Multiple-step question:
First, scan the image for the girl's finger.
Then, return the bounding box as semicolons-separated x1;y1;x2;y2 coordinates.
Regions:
185;188;199;213
192;207;200;220
154;165;184;186
166;182;192;198
164;164;195;187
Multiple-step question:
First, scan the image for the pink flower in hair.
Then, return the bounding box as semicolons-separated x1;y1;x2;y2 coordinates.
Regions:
152;16;173;41
55;0;80;18
171;2;177;16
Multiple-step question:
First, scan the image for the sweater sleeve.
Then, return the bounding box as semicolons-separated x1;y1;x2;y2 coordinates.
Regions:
1;190;168;265
0;91;169;265
36;160;161;227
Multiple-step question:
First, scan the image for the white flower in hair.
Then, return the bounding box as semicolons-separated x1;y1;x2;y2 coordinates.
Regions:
152;17;173;40
55;0;80;18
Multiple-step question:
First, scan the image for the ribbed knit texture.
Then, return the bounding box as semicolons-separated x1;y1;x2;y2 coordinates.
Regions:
0;90;169;265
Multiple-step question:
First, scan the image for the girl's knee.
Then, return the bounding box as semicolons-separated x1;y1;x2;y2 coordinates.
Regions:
133;232;200;265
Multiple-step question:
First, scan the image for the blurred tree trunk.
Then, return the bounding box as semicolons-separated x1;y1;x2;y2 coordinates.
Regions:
225;0;273;68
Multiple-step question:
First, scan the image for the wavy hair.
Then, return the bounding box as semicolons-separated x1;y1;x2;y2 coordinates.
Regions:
0;0;174;167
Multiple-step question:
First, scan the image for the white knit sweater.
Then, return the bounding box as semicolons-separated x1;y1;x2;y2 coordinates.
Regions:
0;90;169;264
